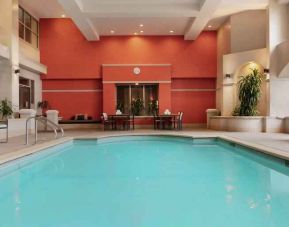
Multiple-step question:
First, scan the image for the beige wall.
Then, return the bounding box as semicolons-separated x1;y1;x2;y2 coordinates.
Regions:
268;0;289;117
217;10;269;116
0;0;20;109
0;0;42;111
216;20;231;113
231;10;267;53
20;40;40;62
0;0;12;47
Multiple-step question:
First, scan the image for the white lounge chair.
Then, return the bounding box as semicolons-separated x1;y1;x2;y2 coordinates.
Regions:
0;120;8;143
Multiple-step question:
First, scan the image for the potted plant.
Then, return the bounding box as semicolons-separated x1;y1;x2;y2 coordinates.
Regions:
37;100;50;116
148;99;159;116
233;68;263;116
0;99;13;120
131;98;144;116
116;103;124;113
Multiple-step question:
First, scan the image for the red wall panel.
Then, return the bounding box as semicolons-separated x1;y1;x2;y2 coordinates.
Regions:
103;65;171;82
43;92;103;120
40;19;217;79
171;78;216;89
172;92;216;124
171;78;216;124
42;79;102;90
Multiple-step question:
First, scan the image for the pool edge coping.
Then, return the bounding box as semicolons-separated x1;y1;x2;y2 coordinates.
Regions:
0;133;289;165
0;137;73;165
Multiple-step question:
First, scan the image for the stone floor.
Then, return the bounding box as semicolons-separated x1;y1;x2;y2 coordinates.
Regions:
1;128;289;159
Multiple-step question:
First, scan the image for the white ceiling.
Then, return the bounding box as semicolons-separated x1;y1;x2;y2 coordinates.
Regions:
20;0;269;40
92;17;193;36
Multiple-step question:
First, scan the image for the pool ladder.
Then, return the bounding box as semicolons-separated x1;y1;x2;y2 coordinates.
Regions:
25;116;64;145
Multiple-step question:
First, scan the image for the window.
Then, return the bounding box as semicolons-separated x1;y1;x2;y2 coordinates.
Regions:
19;77;35;109
116;84;158;116
19;7;39;48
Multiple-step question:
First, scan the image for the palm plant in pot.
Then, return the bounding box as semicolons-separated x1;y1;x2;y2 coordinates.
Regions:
37;100;50;116
131;98;144;116
148;99;159;116
0;99;13;120
233;68;263;116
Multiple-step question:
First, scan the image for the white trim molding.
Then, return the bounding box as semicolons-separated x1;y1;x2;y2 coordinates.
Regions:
42;89;103;93
103;80;171;84
102;64;171;67
171;88;216;92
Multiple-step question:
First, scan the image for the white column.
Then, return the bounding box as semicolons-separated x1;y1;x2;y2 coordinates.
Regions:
11;0;19;110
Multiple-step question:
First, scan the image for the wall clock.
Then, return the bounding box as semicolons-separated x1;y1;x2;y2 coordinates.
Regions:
133;67;141;75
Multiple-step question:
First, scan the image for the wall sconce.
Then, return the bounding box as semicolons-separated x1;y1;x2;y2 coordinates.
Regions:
264;68;270;74
225;73;232;78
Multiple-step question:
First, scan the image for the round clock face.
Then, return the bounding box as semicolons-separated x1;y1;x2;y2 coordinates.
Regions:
133;67;141;75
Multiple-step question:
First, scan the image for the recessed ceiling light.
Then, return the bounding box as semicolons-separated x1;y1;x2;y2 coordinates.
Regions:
61;14;66;18
208;25;212;28
140;31;144;33
134;32;138;35
110;30;115;34
170;30;174;33
139;24;144;27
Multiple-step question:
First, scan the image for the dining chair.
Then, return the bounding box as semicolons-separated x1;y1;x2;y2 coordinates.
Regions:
171;112;184;130
177;112;184;130
102;113;115;130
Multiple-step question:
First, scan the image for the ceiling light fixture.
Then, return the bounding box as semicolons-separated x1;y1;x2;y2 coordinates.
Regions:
134;32;138;35
208;25;212;28
110;30;115;34
140;31;144;33
170;30;174;33
61;14;66;18
139;24;144;27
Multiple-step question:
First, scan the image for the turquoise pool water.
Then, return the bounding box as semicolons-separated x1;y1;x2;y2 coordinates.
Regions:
0;136;289;227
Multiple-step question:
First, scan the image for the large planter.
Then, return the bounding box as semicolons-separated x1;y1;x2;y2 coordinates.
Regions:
209;116;264;132
0;118;36;140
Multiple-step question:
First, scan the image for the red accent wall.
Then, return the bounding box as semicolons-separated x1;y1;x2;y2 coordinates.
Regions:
171;78;216;123
40;18;217;123
102;65;171;82
42;79;102;119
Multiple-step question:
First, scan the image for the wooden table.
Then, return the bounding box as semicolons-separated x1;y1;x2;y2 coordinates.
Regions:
108;114;134;130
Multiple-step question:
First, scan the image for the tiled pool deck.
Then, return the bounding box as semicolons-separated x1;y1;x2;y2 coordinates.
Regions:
1;128;289;164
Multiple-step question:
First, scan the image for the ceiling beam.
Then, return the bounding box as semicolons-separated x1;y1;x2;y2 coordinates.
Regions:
184;0;222;40
84;10;200;18
83;3;200;18
57;0;99;41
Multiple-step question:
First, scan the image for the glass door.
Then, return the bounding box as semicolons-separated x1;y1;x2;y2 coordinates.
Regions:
19;86;31;109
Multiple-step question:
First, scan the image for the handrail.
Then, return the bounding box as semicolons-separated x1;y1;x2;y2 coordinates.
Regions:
26;116;64;145
37;116;64;137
